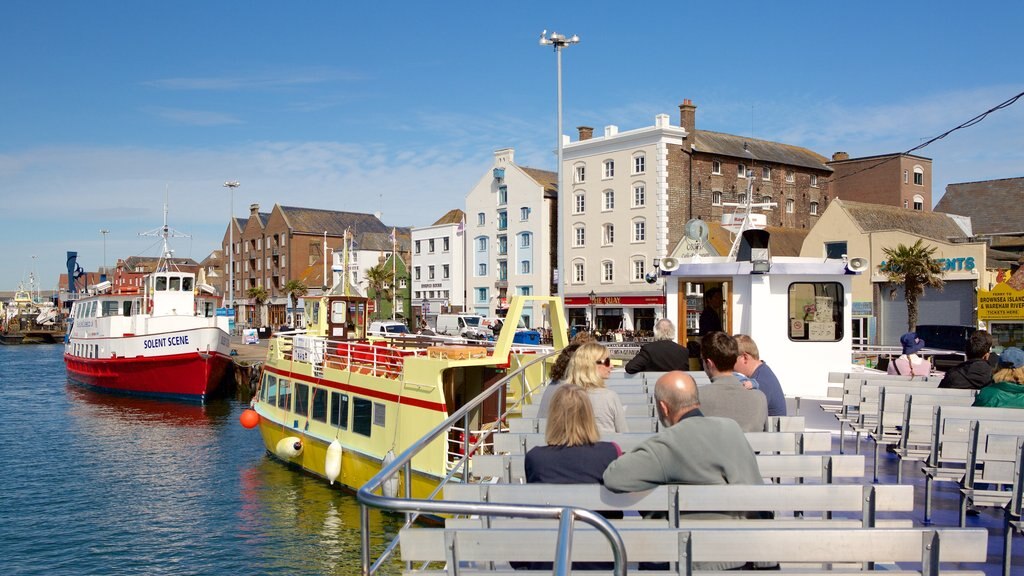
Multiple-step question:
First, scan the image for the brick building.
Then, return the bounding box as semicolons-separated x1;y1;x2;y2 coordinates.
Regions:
827;152;933;211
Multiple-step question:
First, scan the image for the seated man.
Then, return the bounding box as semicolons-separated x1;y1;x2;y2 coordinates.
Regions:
624;318;689;374
734;334;787;416
698;331;768;432
939;330;995;389
603;371;762;571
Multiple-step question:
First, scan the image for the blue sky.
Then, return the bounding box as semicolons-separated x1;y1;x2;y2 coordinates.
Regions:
2;1;1022;291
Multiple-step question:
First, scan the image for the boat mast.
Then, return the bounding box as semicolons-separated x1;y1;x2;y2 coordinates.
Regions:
139;195;191;272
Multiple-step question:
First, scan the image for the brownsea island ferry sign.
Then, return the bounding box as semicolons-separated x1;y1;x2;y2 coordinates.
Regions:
978;282;1024;321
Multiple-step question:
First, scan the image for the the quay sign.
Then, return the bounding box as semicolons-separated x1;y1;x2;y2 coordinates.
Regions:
879;256;975;273
978;283;1024;321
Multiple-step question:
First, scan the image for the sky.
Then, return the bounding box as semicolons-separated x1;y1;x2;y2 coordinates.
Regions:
2;1;1022;291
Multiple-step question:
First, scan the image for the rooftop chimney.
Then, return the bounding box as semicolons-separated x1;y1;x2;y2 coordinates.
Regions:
578;126;594;141
679;99;697;134
832;152;850;161
249;203;260;216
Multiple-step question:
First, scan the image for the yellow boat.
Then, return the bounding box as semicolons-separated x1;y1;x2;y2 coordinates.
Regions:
249;292;568;498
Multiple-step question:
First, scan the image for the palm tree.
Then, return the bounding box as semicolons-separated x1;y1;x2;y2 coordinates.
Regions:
246;286;269;328
880;239;945;332
282;279;308;327
364;264;394;320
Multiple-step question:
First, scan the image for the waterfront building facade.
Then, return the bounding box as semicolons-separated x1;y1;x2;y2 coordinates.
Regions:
411;209;466;329
465;148;556;328
827;152;933;212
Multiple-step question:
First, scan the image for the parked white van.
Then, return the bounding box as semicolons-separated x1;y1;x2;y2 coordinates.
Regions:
368;320;411;337
434;314;492;339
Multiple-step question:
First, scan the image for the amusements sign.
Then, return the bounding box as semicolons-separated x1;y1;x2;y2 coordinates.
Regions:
978;283;1024;321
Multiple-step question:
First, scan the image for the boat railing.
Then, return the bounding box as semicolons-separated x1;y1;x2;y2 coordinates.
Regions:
356;348;628;576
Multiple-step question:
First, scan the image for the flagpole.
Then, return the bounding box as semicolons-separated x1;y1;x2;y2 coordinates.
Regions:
391;228;397;321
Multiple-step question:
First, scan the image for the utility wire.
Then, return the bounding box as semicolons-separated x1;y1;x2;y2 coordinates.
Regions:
828;89;1024;183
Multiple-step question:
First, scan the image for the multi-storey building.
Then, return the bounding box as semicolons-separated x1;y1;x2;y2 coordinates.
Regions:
560;100;834;332
465;148;556;328
222;203;408;329
411;209;466;329
828;152;933;211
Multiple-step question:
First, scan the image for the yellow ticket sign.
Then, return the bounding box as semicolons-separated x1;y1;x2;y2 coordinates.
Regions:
978;283;1024;321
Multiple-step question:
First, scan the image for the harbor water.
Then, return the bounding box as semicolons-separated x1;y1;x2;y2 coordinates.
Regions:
0;344;403;575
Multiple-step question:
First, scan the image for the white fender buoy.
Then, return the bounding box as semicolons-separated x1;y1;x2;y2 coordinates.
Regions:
325;439;343;485
275;436;304;459
382;450;398;498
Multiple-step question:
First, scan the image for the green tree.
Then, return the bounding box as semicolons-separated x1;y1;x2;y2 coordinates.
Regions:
283;279;308;326
246;286;269;327
880;239;945;332
364;264;394;320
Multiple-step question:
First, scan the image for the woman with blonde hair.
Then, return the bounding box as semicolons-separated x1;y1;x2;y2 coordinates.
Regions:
973;347;1024;408
536;332;596;418
565;342;629;433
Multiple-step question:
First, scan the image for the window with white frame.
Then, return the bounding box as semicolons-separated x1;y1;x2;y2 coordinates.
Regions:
761;195;773;208
477;288;488;302
913;166;924;186
478;263;487;276
737;163;747;178
519;286;531;296
520;232;531;248
904;199;909;208
632;259;645;281
762;166;771;180
428;239;435;253
574;164;586;183
573;261;584;283
497;186;507;205
428;265;435;280
520;207;530;221
603;160;614;178
602;224;614;245
477;237;487;251
574;225;586;247
442;264;449;279
903;170;909;184
633;154;645;174
739;193;747;205
477;212;485;226
785;169;795;183
603;190;614;210
602;261;614;282
913;194;924;211
414;240;421;254
810;201;819;215
520;260;531;274
632;184;646;207
786;198;794;213
574;193;585;214
810;174;819;187
442;237;450;252
632;219;646;242
712;190;722;206
414;266;421;280
712;159;722;175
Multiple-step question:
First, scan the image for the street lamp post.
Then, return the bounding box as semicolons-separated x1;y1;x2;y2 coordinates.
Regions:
588;289;596;332
539;30;579;302
224;182;240;325
100;229;109;283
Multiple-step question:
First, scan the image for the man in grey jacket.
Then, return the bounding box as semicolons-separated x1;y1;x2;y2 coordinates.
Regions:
698;331;769;432
603;371;763;570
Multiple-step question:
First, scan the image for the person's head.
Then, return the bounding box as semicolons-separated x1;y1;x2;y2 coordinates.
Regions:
965;330;993;360
900;332;926;355
544;384;600;446
705;287;723;307
566;342;612;390
994;347;1024;385
653;371;700;427
733;334;762;377
700;331;738;375
549;342;582;382
653;318;676;341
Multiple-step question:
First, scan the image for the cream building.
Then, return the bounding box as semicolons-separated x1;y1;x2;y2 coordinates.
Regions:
411;209;466;327
801;199;986;346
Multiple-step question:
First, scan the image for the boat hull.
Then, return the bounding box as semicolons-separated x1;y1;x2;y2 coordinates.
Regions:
66;349;231;402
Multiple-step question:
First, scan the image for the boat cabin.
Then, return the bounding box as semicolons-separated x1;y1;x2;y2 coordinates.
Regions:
303;293;369;340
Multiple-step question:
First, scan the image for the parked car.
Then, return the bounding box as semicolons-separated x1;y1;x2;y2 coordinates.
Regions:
368;320;411;337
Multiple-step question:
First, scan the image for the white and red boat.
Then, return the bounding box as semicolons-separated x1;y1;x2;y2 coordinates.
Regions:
64;208;232;402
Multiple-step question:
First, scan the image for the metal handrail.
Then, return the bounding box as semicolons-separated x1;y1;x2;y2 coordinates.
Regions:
356;349;629;576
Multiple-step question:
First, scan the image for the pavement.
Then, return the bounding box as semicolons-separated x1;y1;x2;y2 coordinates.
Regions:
229;334;270;363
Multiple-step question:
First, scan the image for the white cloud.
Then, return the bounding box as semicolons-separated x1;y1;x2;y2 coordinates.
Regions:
147;107;245;126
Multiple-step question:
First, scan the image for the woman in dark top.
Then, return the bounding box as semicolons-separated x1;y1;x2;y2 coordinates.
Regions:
520;384;621;570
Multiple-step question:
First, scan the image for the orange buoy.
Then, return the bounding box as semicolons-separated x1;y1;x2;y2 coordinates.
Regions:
239;409;260;429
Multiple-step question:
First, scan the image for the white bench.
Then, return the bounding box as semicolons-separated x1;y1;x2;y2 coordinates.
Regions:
894;392;978;483
1003;437;1024;576
490;430;831;455
958;421;1024;526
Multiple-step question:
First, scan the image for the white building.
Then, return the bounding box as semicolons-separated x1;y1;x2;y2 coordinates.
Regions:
411;209;466;328
560;115;688;332
465;148;557;328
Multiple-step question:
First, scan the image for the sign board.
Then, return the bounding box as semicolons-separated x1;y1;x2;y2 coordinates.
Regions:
216;307;233;317
421;301;430;314
367;300;376;314
978;283;1024;321
242;328;259;345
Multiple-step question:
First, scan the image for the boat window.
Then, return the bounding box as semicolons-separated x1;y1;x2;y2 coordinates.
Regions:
277;379;292;410
155;276;168;291
373;402;386;427
89;301;97;317
102;301;120;317
330;392;349;429
262;374;277;403
353;397;373;437
182;277;194;291
311;388;327;422
123;301;132;317
169;277;180;291
788;282;844;342
294;383;309;417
